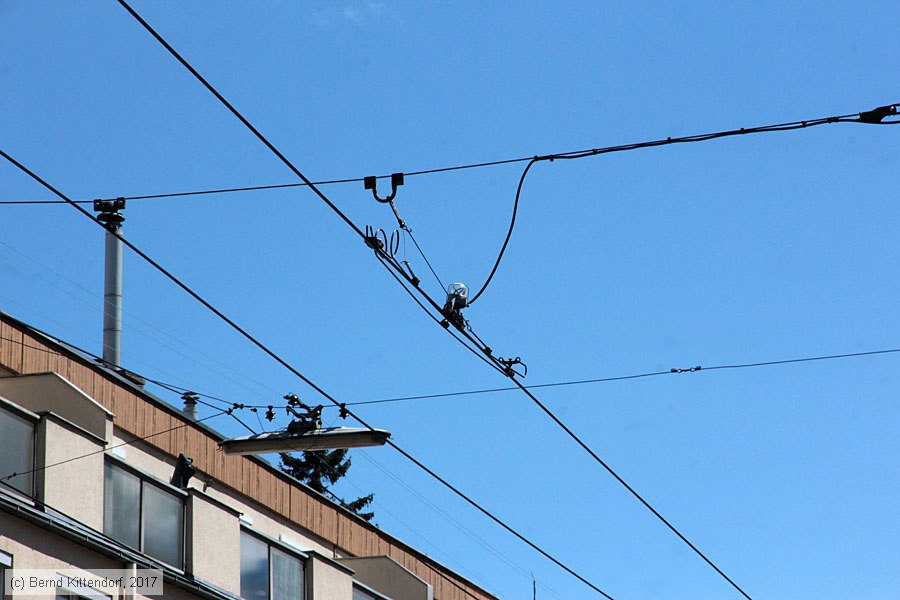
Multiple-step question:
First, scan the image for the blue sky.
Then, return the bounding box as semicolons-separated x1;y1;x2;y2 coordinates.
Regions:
2;1;898;598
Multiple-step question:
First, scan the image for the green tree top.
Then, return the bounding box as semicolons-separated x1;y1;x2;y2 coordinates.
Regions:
279;449;374;522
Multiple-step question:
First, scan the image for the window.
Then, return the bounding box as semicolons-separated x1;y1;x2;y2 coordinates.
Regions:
0;403;35;496
103;461;184;567
1;550;12;600
240;531;305;600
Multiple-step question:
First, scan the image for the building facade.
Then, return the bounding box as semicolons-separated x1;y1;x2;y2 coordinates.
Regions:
0;311;497;600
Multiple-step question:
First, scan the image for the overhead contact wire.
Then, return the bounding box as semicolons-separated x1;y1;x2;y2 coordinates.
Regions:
114;0;365;241
0;146;612;599
111;6;895;596
108;0;735;586
508;376;753;600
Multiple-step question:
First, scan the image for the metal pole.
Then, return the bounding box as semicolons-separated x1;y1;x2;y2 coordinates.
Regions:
103;225;123;366
94;198;125;367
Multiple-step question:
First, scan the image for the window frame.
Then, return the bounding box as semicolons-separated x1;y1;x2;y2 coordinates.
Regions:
240;528;307;600
1;549;12;600
0;398;37;498
103;458;187;569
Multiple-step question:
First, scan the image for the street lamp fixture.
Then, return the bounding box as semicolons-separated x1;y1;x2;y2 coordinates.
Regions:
218;397;390;455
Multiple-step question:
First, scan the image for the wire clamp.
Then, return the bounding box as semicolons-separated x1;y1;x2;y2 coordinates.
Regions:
365;173;408;230
364;225;385;251
93;197;126;232
364;173;404;204
670;365;702;373
283;394;323;433
364;225;401;257
498;356;527;378
858;104;898;124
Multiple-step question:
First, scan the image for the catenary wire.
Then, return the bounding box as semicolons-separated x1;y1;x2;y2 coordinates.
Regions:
62;344;900;413
372;251;507;376
510;375;752;599
78;8;870;596
101;5;884;595
8;14;890;591
107;8;894;596
5;65;889;600
342;346;900;407
2;104;896;207
468;106;898;304
0;147;614;599
372;232;760;596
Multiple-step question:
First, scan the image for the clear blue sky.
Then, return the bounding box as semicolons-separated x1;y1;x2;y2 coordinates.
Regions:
2;2;898;598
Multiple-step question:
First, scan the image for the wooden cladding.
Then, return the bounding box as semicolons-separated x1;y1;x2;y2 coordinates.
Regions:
0;317;495;600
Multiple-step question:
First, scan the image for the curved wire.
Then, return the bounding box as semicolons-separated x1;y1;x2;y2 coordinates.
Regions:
466;108;898;306
468;158;538;305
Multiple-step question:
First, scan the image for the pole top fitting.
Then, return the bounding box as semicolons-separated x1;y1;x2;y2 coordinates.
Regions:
93;197;126;230
364;173;404;204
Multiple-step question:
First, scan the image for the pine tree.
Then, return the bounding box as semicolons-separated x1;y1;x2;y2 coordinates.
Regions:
278;450;375;522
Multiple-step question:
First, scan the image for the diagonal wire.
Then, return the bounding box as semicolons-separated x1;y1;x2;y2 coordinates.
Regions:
105;9;900;599
406;230;446;291
0;144;613;598
103;4;842;595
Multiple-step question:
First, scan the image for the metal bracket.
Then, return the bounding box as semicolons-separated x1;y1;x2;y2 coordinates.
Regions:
498;356;527;378
364;173;404;203
283;394;323;433
364;173;408;230
93;197;126;231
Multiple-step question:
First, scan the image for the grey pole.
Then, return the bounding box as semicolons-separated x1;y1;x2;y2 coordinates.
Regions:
103;226;123;366
94;198;126;368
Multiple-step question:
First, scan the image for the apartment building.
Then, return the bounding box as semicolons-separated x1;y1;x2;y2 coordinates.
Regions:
0;310;497;600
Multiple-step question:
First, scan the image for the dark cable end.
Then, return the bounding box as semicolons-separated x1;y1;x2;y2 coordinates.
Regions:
858;104;898;124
